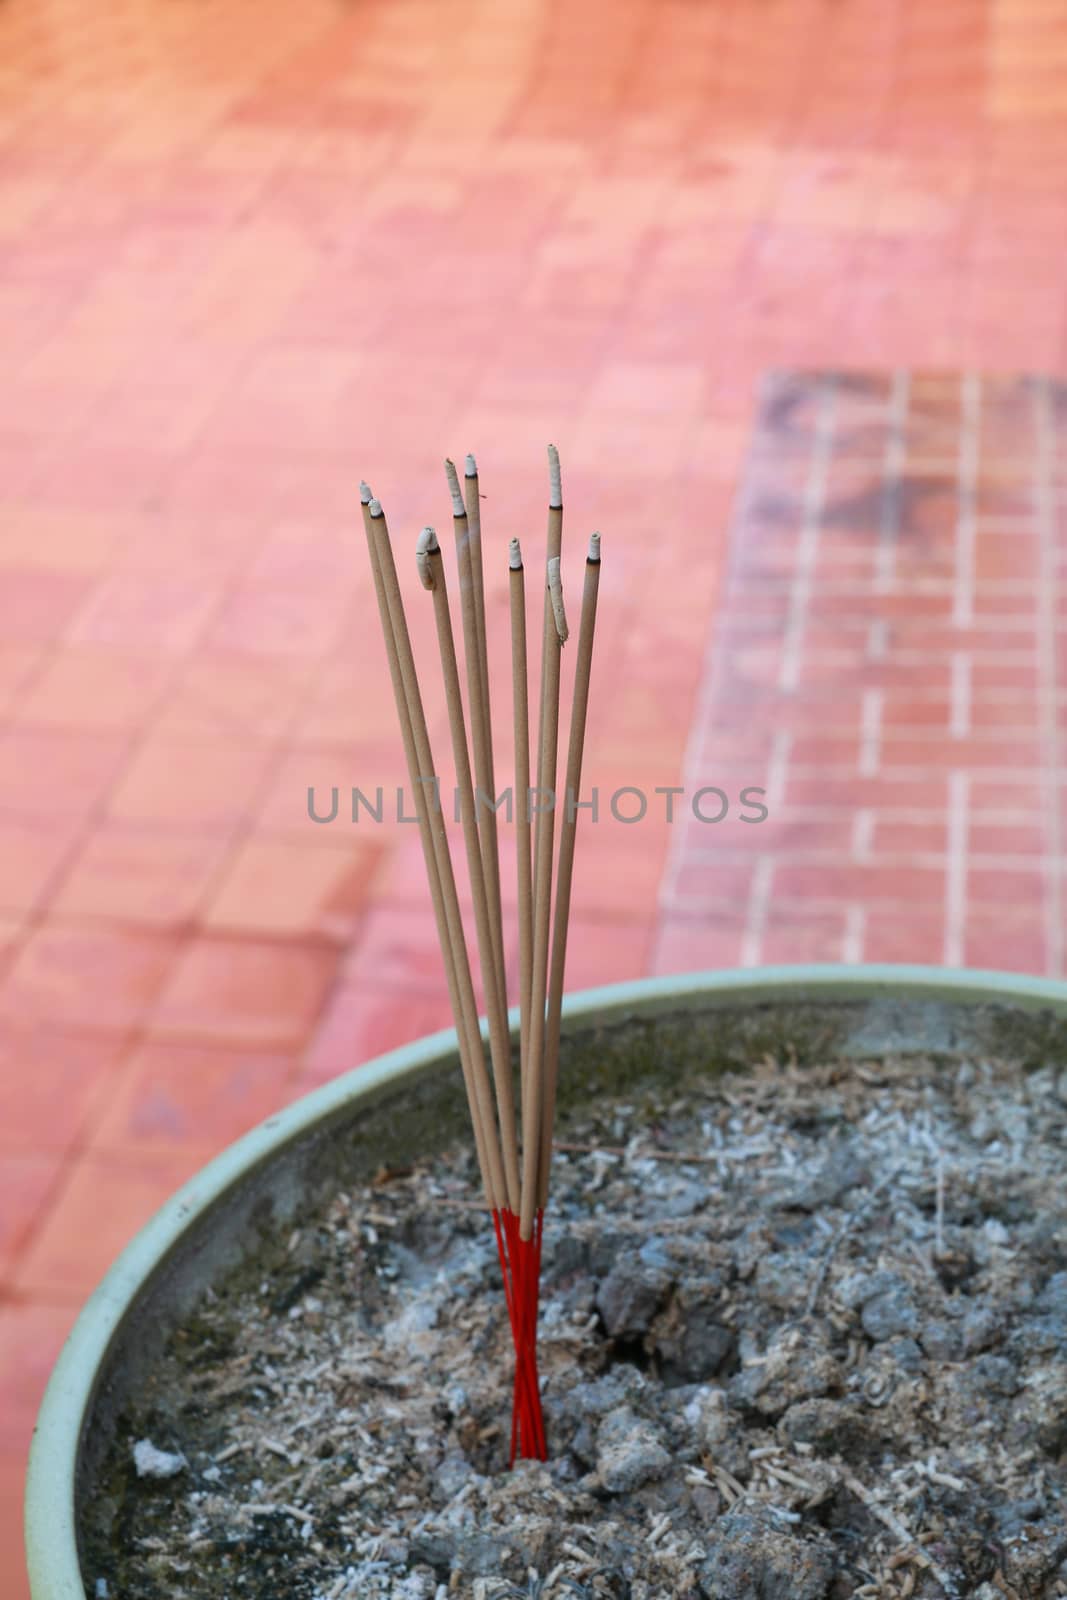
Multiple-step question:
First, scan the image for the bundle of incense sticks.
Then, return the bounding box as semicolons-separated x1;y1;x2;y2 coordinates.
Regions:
360;447;601;1464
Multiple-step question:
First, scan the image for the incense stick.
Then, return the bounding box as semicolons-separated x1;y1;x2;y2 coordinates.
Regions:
507;533;546;1459
464;454;491;720
539;532;601;1207
465;454;509;1104
509;537;533;1108
465;453;497;860
360;488;504;1212
520;542;567;1240
444;460;508;1037
420;526;522;1215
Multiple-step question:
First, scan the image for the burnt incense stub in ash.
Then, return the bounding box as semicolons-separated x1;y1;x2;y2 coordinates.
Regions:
80;1048;1067;1598
361;449;602;1463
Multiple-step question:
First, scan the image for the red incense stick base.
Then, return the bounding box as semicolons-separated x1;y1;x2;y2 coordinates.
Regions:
494;1208;547;1464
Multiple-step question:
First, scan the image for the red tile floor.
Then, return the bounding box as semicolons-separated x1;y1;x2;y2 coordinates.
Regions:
3;0;1067;1587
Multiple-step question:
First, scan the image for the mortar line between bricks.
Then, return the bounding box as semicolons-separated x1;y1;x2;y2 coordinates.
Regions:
705;713;1056;733
721;610;1051;637
668;890;957;919
841;903;866;963
943;771;970;968
682;848;1042;871
726;575;1063;596
750;805;1036;822
765;730;791;809
949;651;972;738
1035;376;1064;978
858;688;883;776
850;810;875;861
772;645;1040;662
739;854;774;966
952;371;980;629
768;761;1044;779
867;618;889;661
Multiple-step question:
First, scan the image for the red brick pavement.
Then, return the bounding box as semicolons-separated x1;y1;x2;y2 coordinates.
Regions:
656;371;1067;980
4;0;1067;1588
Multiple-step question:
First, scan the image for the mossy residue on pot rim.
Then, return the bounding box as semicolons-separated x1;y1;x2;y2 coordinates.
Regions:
549;995;1067;1124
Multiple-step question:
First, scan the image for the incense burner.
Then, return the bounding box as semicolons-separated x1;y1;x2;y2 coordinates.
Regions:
25;965;1067;1598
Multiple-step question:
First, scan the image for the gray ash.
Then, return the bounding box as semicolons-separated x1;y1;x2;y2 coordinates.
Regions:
82;1051;1067;1599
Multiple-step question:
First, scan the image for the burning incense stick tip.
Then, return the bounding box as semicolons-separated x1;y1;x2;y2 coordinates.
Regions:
547;444;562;509
588;531;601;563
547;556;569;643
416;527;439;589
359;481;373;505
465;453;477;478
444;458;466;517
509;538;523;570
368;498;384;519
